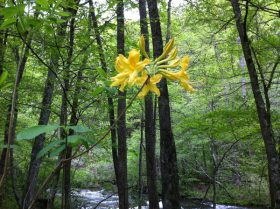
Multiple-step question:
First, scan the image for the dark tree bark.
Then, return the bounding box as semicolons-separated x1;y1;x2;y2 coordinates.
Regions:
138;111;144;209
22;13;70;208
61;4;79;208
0;2;6;77
116;0;128;208
231;1;280;208
0;34;32;206
88;0;119;183
22;69;55;209
139;0;159;208
146;0;180;209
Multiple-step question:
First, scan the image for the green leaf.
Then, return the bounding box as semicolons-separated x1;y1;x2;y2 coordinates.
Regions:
96;68;107;78
17;124;60;140
92;86;105;97
55;11;71;17
37;140;64;159
0;18;17;30
67;135;95;148
49;144;66;158
0;70;8;86
0;4;25;18
0;83;12;90
67;135;84;147
67;125;91;133
36;0;49;8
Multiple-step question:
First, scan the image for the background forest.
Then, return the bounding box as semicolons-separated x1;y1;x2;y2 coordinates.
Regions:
0;0;279;209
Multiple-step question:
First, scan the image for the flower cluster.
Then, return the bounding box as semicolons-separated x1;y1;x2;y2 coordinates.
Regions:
111;35;195;98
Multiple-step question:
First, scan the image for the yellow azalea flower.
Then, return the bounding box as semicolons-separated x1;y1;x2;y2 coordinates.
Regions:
137;73;162;98
139;35;149;58
158;58;180;69
111;71;130;92
156;38;174;62
160;56;195;93
110;36;195;97
111;49;150;91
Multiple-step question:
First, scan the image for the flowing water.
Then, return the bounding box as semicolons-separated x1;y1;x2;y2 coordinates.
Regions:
72;189;265;209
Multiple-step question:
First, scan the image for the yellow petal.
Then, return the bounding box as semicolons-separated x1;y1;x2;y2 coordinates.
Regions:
148;83;160;96
135;58;150;72
150;74;162;84
119;80;128;92
138;85;149;98
139;35;149;58
111;78;126;87
116;55;131;72
181;56;190;70
128;71;138;85
128;49;140;66
159;70;178;81
135;73;148;86
156;38;174;62
181;81;195;93
139;35;145;50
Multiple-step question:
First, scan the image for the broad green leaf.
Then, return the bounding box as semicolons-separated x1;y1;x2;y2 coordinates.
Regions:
0;18;17;29
0;83;12;90
49;144;65;158
55;11;71;17
36;0;49;8
36;140;64;159
92;87;105;97
56;19;66;24
96;68;107;78
67;135;95;148
68;125;91;133
0;70;8;86
0;4;25;18
67;135;84;147
17;124;60;140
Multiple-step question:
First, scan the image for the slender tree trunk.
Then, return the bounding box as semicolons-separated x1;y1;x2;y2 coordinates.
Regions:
231;1;280;208
88;0;119;183
116;0;128;208
22;69;56;209
0;1;6;77
0;34;32;206
145;93;159;209
138;110;144;209
61;5;79;207
146;0;180;208
22;12;70;208
166;0;172;42
62;68;82;209
139;0;159;208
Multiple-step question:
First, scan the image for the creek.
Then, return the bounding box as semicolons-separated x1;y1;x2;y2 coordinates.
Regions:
72;189;265;209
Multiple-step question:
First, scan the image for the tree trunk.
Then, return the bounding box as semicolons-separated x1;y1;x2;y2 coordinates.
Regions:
116;0;128;208
146;0;180;208
88;0;119;183
0;1;6;77
62;5;79;207
0;34;32;206
139;0;159;208
138;110;144;209
231;1;280;208
22;69;55;209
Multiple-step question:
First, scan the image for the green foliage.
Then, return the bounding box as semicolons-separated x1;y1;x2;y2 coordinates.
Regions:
0;0;279;207
17;124;60;140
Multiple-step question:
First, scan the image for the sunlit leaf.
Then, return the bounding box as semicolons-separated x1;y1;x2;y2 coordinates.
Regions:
68;125;91;133
17;125;60;140
37;140;64;159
